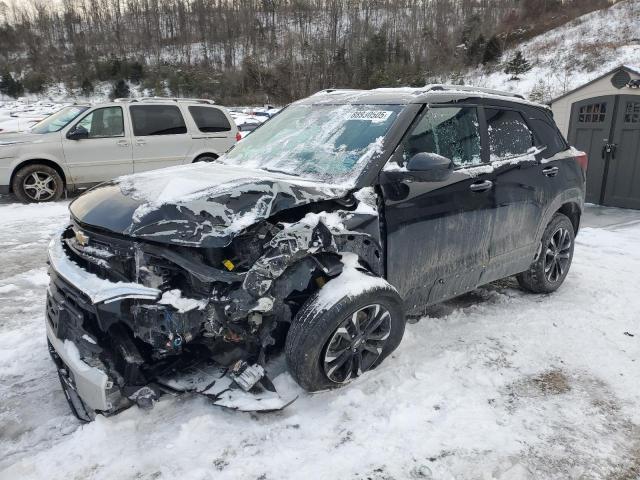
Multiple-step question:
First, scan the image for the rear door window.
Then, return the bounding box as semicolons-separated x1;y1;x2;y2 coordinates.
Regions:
485;108;533;160
130;105;187;136
188;106;232;133
404;107;482;167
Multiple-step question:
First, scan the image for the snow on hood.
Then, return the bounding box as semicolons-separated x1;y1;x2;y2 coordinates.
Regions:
69;162;350;248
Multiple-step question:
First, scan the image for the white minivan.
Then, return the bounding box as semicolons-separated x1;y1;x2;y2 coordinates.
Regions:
0;98;240;202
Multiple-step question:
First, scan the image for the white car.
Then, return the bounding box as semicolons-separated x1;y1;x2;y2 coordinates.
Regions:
0;98;240;202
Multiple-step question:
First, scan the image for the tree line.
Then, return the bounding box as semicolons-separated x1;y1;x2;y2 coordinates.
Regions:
0;0;610;104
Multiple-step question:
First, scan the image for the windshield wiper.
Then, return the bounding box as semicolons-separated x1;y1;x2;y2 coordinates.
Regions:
261;167;300;177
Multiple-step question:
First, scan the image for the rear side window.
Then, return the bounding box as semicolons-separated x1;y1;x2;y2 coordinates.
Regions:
130;105;187;136
485;108;533;159
526;116;567;158
405;107;482;167
189;106;232;133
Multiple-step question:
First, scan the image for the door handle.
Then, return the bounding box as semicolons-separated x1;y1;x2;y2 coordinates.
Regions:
542;166;559;177
469;180;493;192
117;140;129;147
135;139;147;146
601;143;617;159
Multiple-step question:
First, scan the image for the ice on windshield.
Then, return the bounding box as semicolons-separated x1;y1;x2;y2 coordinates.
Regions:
220;104;402;184
31;106;88;134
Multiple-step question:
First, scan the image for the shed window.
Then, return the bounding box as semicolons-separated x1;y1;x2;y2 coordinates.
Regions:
578;103;606;123
624;102;640;123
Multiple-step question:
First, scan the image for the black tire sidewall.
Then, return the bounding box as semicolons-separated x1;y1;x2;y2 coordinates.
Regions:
193;155;218;163
286;284;405;392
12;164;64;203
519;213;575;293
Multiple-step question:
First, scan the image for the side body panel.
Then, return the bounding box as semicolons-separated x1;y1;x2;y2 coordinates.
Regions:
61;106;134;184
130;104;193;173
382;169;495;313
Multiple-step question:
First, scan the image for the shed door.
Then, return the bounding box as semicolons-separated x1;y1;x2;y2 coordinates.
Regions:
567;96;616;204
602;96;640;209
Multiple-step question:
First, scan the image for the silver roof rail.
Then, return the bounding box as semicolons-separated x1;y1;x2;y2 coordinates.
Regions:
113;97;216;104
312;89;363;96
422;84;526;100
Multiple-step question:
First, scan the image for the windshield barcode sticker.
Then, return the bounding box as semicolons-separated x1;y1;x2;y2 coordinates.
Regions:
349;110;392;123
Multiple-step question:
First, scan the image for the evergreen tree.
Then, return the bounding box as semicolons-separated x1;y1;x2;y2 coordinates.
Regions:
128;61;144;84
465;34;486;66
0;72;13;97
0;72;23;98
504;50;532;80
22;71;47;93
110;79;130;99
81;78;94;96
482;35;503;64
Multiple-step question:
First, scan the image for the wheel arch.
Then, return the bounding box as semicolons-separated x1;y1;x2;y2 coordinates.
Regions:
536;189;583;242
557;201;581;235
192;152;219;163
10;158;67;193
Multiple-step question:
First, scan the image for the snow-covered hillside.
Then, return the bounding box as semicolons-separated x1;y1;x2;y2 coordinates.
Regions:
462;0;640;101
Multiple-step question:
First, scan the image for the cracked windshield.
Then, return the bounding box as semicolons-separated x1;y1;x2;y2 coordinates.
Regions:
221;103;403;184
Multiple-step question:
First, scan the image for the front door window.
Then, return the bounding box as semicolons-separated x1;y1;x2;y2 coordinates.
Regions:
76;107;124;138
404;107;482;167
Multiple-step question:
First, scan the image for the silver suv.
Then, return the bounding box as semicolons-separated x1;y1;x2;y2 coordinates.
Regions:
0;98;239;202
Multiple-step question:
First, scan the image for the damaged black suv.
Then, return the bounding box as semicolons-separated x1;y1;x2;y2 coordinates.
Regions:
46;85;586;420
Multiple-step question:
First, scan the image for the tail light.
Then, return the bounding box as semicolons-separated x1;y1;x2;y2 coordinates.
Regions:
575;151;588;172
235;131;242;142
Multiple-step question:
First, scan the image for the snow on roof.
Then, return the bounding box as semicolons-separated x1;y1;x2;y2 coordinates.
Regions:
309;85;549;109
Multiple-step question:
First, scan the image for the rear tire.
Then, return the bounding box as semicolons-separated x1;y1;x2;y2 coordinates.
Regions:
193;155;218;163
285;273;405;392
12;163;64;203
517;213;575;293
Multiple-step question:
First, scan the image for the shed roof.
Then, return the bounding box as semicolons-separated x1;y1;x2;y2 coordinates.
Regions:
549;65;640;104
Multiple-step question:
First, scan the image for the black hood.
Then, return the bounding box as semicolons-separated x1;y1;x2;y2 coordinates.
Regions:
70;163;350;247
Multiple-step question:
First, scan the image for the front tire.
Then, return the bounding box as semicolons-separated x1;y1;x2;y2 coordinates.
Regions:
517;213;575;293
12;163;64;203
285;274;405;392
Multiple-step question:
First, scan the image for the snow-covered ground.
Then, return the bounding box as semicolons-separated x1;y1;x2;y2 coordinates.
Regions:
464;0;640;101
0;197;638;479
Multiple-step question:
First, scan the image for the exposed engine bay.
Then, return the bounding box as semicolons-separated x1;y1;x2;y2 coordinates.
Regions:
46;180;383;421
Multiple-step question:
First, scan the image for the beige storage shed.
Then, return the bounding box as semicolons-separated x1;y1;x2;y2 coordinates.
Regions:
549;65;640;208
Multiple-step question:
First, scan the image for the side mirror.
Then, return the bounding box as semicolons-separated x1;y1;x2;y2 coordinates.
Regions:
67;126;89;140
405;152;454;182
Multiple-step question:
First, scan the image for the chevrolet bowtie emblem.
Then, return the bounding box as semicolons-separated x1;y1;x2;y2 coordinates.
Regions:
75;229;89;246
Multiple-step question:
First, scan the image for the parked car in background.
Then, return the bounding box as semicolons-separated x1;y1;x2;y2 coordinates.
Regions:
45;85;586;420
0;98;239;202
237;122;261;138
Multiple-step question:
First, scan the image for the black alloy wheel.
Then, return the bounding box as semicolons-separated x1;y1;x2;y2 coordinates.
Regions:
517;213;575;293
544;227;572;283
322;304;392;384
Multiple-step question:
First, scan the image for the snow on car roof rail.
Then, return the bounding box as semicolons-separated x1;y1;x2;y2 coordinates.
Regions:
113;97;216;105
307;85;548;109
422;84;526;100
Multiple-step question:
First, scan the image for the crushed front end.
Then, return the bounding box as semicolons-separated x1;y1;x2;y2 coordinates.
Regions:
45;221;313;420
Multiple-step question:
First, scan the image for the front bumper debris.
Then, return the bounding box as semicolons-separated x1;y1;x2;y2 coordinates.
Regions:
157;361;296;412
48;229;160;304
46;229;294;420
